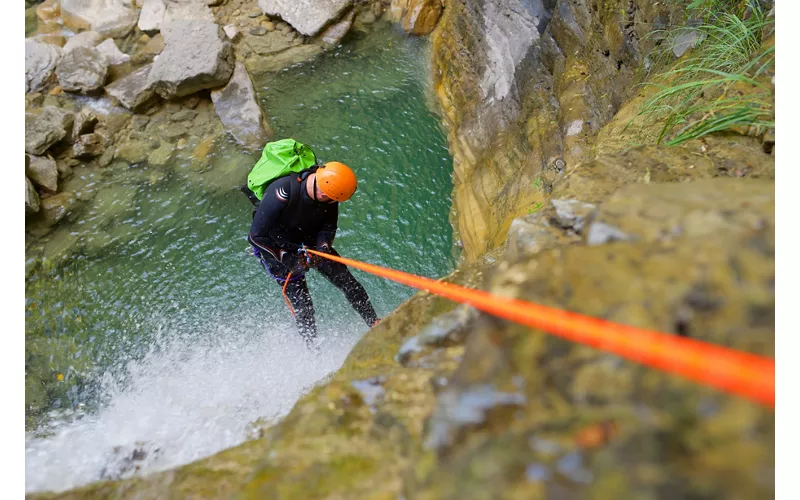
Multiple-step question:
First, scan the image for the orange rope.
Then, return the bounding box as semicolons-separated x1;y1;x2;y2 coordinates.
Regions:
282;271;295;317
307;249;774;408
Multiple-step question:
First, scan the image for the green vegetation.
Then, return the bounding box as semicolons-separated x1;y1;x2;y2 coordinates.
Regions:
631;0;774;145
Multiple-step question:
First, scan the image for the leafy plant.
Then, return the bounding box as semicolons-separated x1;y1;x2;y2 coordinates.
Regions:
630;0;774;145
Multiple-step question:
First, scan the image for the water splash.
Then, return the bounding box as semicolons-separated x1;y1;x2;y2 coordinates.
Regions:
25;317;361;494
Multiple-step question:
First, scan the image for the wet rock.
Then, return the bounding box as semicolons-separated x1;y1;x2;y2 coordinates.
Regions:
319;8;354;47
130;114;150;131
62;31;105;53
138;0;166;35
105;63;159;111
95;38;131;66
26;177;41;214
25;108;72;155
247;8;263;18
244;29;294;56
148;142;174;165
245;43;322;74
25;39;63;92
163;125;187;140
55;46;109;93
170;109;197;122
71;108;99;139
148;20;234;99
72;133;105;158
257;0;352;37
26;155;59;192
39;191;78;226
61;0;139;38
115;140;150;164
249;26;267;36
97;147;115;167
209;62;271;149
399;0;444;36
99;442;162;481
551;199;597;233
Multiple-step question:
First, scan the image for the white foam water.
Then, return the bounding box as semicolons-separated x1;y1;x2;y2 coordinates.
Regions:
25;317;361;494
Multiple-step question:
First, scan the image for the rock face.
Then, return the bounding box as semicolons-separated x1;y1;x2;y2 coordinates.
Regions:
210;62;272;149
61;0;139;38
26;155;59;191
55;46;109;93
257;0;352;36
25;39;63;92
431;0;684;261
147;20;234;99
392;0;444;35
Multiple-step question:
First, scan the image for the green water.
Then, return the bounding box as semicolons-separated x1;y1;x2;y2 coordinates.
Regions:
24;23;455;424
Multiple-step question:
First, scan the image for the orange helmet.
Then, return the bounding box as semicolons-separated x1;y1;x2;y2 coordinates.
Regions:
316;161;357;202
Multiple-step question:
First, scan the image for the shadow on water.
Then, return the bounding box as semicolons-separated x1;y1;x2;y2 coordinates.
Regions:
25;22;455;493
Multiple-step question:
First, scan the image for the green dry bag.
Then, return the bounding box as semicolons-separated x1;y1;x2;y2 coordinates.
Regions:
247;139;318;200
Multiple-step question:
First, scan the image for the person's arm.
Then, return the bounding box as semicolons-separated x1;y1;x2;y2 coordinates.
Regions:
249;178;302;253
314;205;338;252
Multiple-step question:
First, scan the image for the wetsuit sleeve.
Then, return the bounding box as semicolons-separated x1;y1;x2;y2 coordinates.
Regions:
249;178;302;252
315;205;338;251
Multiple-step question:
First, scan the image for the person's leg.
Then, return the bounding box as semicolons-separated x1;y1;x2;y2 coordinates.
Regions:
256;249;318;346
314;247;379;326
282;276;317;346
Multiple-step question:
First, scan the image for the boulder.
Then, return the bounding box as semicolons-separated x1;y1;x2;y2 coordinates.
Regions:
26;155;59;192
72;133;105;157
71;108;99;139
163;0;215;23
95;38;130;65
210;62;272;149
63;31;105;53
36;0;61;23
25;108;73;155
257;0;352;37
105;63;159;110
39;191;78;226
138;0;166;34
55;46;109;93
26;177;41;214
61;0;139;38
33;34;67;47
115;140;150;164
147;20;234;99
25;39;63;92
319;8;354;47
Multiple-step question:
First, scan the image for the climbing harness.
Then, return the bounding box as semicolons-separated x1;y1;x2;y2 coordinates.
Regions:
301;248;775;408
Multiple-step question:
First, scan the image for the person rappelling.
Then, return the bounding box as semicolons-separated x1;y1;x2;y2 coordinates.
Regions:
242;139;380;350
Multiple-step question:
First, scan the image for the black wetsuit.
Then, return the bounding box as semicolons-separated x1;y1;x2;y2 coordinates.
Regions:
246;169;379;346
